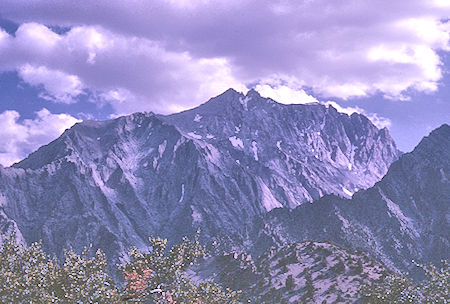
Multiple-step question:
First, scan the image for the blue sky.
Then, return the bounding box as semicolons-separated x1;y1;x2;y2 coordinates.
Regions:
0;0;449;165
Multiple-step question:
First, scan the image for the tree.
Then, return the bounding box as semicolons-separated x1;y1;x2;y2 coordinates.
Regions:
0;233;242;303
0;234;120;303
285;274;295;291
0;237;51;303
361;260;449;303
50;247;120;303
304;270;315;299
120;235;243;303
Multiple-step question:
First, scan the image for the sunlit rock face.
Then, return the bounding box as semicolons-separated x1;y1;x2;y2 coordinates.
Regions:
246;124;449;275
0;89;399;263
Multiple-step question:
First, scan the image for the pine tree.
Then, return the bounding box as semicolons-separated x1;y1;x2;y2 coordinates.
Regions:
285;274;295;291
304;270;315;299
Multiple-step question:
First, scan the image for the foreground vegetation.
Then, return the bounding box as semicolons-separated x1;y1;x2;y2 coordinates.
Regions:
0;234;242;303
361;260;449;303
0;233;448;303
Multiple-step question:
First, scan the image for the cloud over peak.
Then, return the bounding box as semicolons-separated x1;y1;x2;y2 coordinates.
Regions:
0;109;80;166
0;0;449;113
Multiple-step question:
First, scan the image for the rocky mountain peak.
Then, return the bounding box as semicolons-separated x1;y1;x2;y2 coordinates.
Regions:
413;123;449;154
0;88;401;267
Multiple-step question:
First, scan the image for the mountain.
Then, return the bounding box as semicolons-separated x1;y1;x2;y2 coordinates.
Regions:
0;89;399;262
163;88;398;204
244;124;450;274
189;241;390;303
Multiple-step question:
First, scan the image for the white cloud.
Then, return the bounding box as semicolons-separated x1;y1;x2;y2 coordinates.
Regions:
324;101;392;129
323;101;365;116
255;84;318;104
0;0;449;110
18;65;85;103
0;23;245;114
0;109;80;166
365;113;392;129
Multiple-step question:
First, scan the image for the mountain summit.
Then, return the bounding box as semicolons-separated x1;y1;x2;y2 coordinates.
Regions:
0;89;399;262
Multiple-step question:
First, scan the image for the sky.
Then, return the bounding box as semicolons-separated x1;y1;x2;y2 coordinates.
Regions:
0;0;449;166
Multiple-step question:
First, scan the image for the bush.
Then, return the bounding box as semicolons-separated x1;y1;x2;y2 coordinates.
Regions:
121;235;243;303
0;233;242;304
361;260;449;303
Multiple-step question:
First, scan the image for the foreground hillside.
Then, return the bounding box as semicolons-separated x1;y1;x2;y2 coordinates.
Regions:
190;241;390;303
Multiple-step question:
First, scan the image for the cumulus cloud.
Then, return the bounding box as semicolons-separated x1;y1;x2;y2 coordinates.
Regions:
18;64;85;103
0;0;449;112
0;109;80;166
0;22;245;114
255;84;318;104
324;101;391;129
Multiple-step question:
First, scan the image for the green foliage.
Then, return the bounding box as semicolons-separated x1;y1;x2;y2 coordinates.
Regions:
361;260;449;303
0;238;51;303
49;248;120;303
0;233;242;304
0;234;120;303
121;234;243;303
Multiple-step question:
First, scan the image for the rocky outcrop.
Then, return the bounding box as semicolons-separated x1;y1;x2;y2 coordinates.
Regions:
245;124;450;274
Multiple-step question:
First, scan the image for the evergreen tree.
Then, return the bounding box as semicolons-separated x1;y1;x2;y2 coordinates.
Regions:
285;274;295;291
304;270;315;299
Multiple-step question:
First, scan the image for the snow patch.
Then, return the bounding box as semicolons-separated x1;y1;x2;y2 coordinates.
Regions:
251;141;259;161
158;140;167;157
229;136;244;149
348;163;353;171
342;187;353;197
235;126;240;133
276;140;282;150
187;132;202;139
193;114;202;122
206;134;215;139
239;96;250;110
178;184;185;203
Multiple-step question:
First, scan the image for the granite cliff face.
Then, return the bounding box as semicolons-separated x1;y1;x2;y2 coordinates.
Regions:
163;89;399;204
0;89;399;262
245;124;450;274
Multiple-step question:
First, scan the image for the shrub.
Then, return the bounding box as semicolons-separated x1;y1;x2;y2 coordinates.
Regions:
361;260;449;303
